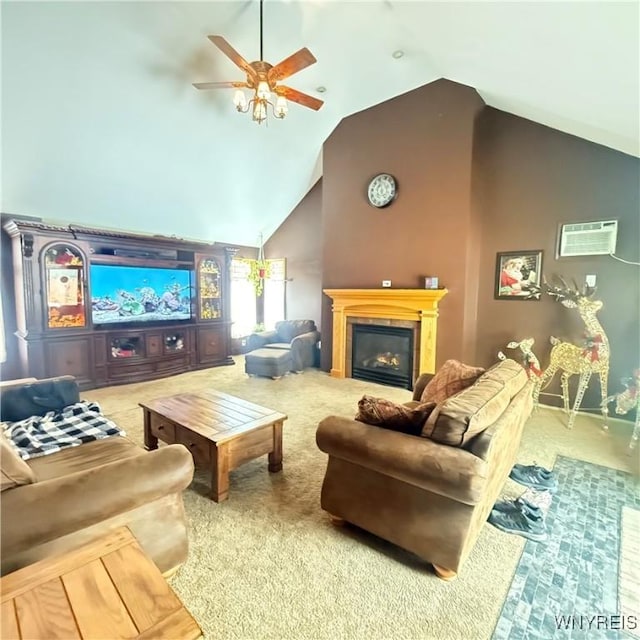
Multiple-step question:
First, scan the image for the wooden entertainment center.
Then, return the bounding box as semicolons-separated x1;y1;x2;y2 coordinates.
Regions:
2;218;236;389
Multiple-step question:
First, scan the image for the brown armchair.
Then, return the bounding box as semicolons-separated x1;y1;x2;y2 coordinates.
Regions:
316;359;533;579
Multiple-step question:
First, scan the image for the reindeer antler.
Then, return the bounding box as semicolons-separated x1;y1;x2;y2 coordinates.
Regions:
543;275;597;301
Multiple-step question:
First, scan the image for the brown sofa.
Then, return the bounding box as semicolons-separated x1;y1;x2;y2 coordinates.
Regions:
0;376;194;577
316;359;533;579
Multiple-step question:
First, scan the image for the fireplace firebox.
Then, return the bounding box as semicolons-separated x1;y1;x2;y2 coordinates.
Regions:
351;324;414;389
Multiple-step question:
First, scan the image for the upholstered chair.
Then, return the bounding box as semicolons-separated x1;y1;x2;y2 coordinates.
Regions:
246;319;320;372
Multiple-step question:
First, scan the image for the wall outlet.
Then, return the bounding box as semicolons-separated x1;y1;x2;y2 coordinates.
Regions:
382;280;392;288
585;274;597;287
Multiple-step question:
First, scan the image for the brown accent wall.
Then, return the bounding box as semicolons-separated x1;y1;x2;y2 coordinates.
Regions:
265;179;323;327
320;79;485;370
474;108;640;410
258;78;640;415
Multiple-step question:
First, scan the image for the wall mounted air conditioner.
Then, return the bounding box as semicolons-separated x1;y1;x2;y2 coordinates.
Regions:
558;220;618;257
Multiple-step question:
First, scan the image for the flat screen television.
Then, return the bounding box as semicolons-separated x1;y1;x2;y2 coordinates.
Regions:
90;263;194;326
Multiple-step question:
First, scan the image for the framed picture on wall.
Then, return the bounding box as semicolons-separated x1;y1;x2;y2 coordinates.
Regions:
494;250;543;300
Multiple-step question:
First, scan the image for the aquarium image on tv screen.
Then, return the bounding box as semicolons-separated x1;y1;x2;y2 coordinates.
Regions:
90;264;193;325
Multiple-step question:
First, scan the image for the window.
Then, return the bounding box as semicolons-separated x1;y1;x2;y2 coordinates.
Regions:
264;259;286;330
229;257;286;336
230;258;257;339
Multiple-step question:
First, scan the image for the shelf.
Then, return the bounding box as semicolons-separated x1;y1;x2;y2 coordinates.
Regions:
91;255;194;269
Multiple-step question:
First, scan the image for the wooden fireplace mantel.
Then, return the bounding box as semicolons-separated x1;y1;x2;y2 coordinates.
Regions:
323;288;448;379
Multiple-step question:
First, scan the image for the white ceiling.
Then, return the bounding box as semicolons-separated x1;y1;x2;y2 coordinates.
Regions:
2;1;638;247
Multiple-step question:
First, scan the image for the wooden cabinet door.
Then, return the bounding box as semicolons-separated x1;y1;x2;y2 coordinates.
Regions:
44;337;93;387
197;326;226;364
146;333;163;357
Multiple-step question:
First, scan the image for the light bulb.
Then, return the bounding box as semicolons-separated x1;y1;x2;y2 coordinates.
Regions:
257;81;271;100
275;96;288;118
252;100;267;123
233;90;247;110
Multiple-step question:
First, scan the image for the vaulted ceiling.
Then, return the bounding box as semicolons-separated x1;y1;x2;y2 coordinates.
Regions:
2;1;638;247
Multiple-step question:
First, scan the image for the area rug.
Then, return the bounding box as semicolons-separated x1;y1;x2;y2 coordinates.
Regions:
492;456;640;640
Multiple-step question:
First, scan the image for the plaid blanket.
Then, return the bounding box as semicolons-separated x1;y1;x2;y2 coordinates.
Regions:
2;401;125;460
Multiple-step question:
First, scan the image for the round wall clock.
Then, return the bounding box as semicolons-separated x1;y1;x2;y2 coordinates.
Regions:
367;173;397;208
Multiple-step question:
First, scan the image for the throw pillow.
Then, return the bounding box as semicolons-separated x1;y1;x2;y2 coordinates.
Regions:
420;376;510;446
355;395;436;435
419;360;485;405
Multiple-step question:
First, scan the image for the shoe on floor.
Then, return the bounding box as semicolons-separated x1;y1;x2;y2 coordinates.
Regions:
492;497;543;521
488;509;548;542
513;463;554;478
509;464;558;493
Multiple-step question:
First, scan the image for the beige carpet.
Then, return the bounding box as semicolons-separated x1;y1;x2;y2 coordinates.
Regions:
620;507;640;639
86;358;639;640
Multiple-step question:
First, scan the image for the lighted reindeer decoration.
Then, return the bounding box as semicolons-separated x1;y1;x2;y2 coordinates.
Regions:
532;277;610;430
602;370;640;450
498;337;543;379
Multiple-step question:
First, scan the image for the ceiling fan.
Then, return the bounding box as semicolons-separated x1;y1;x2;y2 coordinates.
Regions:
193;0;324;123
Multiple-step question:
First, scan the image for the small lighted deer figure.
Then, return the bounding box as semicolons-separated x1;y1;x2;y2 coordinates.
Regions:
532;277;610;430
498;337;543;379
602;370;640;451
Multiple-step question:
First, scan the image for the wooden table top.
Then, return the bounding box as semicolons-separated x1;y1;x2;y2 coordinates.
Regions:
0;527;201;640
139;390;288;443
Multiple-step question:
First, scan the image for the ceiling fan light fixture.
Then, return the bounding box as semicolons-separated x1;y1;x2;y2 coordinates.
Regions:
233;90;247;109
257;81;271;100
275;96;288;118
252;100;268;124
193;0;324;125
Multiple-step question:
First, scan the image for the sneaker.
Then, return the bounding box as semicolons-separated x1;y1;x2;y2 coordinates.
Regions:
492;497;543;521
488;509;548;542
515;463;554;479
509;464;558;493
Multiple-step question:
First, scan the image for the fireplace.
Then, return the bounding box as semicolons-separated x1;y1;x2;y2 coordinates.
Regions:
352;324;414;389
323;288;448;380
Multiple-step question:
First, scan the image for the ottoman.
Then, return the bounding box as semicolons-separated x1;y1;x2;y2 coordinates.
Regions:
245;348;292;379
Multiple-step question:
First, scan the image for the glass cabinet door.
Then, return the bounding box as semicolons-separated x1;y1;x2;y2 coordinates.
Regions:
43;244;87;329
198;257;222;320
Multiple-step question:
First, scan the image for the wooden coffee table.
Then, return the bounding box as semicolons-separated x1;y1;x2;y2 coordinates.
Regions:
140;390;287;502
0;526;201;639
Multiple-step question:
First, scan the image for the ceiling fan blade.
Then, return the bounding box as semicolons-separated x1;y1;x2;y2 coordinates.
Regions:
276;86;324;111
207;35;257;80
268;48;317;83
193;81;249;90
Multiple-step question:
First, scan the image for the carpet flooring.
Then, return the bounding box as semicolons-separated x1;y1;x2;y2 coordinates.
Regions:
620;507;640;639
492;457;640;640
85;358;639;640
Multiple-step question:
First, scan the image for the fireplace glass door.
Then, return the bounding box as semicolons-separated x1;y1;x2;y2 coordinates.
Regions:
351;324;413;389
